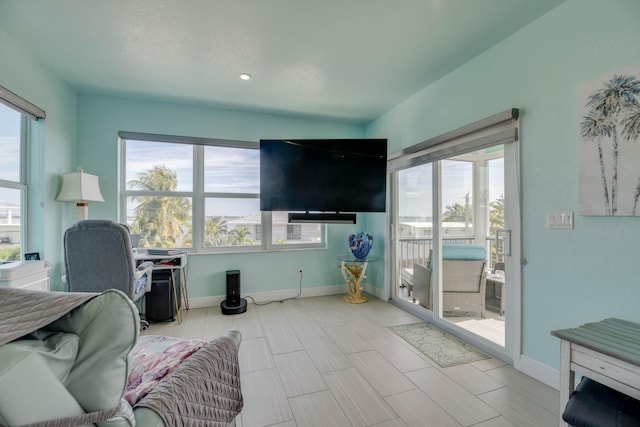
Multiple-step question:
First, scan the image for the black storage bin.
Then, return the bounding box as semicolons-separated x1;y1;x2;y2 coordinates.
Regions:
145;275;175;322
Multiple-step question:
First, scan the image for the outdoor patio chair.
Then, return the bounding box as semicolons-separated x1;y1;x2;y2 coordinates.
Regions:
412;244;487;318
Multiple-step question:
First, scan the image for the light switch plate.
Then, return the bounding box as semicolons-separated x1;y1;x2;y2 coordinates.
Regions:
546;212;574;229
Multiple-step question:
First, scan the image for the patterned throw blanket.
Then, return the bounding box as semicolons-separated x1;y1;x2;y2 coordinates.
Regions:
134;335;243;427
125;335;206;406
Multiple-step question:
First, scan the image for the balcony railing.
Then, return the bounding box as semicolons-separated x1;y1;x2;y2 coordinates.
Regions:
398;236;503;271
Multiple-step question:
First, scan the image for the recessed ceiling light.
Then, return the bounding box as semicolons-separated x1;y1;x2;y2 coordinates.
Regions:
239;73;251;81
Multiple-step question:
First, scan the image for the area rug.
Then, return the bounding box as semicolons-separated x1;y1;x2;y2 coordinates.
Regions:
389;322;490;368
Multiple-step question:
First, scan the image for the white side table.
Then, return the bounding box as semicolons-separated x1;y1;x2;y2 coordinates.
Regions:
0;261;50;291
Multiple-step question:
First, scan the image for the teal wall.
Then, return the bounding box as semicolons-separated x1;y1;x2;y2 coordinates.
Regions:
366;0;640;369
76;94;373;298
0;27;78;286
4;0;639;374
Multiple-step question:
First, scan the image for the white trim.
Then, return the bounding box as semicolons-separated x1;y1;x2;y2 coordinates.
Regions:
503;139;522;369
517;354;560;390
387;110;521;364
118;135;326;252
363;283;386;301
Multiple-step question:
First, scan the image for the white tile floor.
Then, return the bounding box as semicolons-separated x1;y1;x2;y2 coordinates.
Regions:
144;293;559;427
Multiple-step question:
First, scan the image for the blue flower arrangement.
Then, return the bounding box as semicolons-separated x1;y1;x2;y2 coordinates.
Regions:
348;232;373;259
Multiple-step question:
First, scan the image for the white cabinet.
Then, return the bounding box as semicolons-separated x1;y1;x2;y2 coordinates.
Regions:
0;260;50;291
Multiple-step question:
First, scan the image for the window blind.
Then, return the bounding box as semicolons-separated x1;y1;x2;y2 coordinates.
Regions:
118;131;254;149
0;85;45;120
387;108;519;172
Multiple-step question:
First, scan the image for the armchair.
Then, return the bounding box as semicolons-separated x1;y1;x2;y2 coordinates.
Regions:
412;244;487;318
0;286;242;426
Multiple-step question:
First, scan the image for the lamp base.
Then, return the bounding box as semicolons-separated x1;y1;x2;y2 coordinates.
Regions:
76;202;89;221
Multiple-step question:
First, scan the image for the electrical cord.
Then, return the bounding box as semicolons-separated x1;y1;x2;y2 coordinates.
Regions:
244;271;303;306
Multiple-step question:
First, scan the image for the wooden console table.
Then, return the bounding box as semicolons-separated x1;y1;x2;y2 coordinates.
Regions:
551;318;640;427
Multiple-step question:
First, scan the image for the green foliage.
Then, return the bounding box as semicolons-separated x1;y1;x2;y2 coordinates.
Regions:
204;216;254;247
204;216;228;247
0;245;21;262
442;193;473;223
128;165;257;249
489;194;504;265
489;194;504;236
128;165;192;248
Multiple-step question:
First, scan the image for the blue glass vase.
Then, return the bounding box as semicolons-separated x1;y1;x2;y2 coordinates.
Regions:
348;232;373;259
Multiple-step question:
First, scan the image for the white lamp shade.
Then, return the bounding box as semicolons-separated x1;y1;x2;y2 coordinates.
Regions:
56;168;105;203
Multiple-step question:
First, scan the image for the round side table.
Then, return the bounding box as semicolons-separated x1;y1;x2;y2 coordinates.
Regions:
337;255;379;304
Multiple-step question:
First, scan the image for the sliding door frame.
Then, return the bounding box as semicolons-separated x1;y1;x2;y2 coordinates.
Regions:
386;109;521;364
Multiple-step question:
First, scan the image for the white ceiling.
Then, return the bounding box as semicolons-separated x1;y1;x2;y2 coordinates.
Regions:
0;0;564;123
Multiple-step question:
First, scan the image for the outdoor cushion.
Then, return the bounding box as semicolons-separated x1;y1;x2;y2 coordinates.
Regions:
429;244;486;268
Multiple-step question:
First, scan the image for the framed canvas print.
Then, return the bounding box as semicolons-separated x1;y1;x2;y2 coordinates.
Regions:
24;252;40;260
578;64;640;216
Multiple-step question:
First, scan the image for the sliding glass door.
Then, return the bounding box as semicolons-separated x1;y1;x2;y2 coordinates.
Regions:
437;150;506;348
389;110;521;361
396;163;433;302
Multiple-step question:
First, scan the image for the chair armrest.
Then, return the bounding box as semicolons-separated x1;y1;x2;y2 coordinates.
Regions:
137;261;154;271
134;265;154;294
45;289;139;413
0;336;86;425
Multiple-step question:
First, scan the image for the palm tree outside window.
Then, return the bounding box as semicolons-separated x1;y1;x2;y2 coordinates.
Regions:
119;134;325;252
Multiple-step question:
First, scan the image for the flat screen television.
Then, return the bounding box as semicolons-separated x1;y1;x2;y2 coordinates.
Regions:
260;139;387;222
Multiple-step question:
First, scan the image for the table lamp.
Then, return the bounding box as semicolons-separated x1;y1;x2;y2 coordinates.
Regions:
56;167;105;220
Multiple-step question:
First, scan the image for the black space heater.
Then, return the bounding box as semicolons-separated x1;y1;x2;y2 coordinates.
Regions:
221;269;247;315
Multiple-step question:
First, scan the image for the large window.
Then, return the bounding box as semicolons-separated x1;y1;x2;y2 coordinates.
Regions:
0;103;27;262
120;133;325;252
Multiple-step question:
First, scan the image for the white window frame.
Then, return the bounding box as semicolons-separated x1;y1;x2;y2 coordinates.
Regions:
387;108;521;363
118;132;326;253
0;106;30;260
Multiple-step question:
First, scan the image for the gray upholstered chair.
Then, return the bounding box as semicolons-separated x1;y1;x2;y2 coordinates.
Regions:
63;220;153;327
412;244;487;318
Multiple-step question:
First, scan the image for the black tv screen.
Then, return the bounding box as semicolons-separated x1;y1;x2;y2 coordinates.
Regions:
260;139;387;213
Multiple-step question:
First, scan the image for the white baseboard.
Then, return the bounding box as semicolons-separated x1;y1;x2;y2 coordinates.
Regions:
188;284;345;309
363;283;386;300
516;354;559;390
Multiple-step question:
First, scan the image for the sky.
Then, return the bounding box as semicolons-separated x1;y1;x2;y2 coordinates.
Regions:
0;103;22;207
126;140;260;218
122;139;505;220
398;155;504;219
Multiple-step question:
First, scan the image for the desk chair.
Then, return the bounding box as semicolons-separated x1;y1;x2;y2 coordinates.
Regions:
63;220;153;329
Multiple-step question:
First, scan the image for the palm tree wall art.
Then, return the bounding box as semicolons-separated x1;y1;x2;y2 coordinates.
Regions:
579;64;640;216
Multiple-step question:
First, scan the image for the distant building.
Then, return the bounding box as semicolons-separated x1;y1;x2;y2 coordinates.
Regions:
226;211;321;244
399;221;473;240
0;202;20;244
